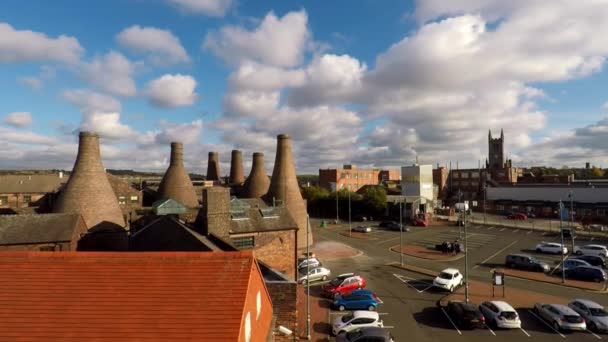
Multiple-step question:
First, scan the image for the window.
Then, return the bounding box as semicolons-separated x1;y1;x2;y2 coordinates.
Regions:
597;209;606;216
0;195;7;205
118;196;126;205
232;236;255;249
23;195;32;203
462;172;470;179
471;172;479;179
130;195;138;203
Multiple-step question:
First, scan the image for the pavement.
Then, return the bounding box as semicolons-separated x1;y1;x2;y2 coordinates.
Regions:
390;244;464;261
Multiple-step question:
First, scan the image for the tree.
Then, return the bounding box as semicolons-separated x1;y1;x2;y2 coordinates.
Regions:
300;185;330;203
360;186;387;214
591;166;605;178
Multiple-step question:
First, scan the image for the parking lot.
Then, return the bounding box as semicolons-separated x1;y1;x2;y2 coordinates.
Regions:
309;219;608;341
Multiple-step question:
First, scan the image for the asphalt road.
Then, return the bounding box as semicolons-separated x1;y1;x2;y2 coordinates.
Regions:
310;219;608;342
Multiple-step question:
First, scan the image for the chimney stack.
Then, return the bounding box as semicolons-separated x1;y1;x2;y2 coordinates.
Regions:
243;152;270;198
206;152;220;181
229;149;245;185
53;131;125;229
265;134;310;250
157;142;199;208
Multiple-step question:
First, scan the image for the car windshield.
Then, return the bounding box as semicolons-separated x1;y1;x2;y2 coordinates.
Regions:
500;311;518;320
345;329;363;340
590;308;608;317
438;272;453;280
564;315;583;323
341;314;354;323
330;277;345;286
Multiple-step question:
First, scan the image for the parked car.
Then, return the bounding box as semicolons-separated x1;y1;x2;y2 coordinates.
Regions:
573;255;606;268
298;257;320;269
508;213;528;220
573;244;608;258
589;224;606;232
446;300;486;329
525;212;537;218
505;254;549;272
535;242;568;255
568;299;608;333
333;289;380;311
379;220;397;228
386;222;409;231
323;273;366;298
561;227;575;239
332;311;383;336
565;266;607;283
534;303;586;332
298;266;331;284
433;268;464;292
336;327;394;342
412;218;428;227
352;226;372;233
559;258;592;272
479;301;521;329
499;210;514;217
301;251;316;259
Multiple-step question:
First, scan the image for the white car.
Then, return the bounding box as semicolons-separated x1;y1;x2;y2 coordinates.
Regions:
588;224;606;232
568;299;608;333
433;268;463;292
332;310;383;336
298;266;331;284
479;301;521;329
298;257;320;269
573;244;608;258
535;242;568;255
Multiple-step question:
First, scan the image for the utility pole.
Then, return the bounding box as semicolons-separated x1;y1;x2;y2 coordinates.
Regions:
348;188;352;237
464;202;469;302
483;184;487;225
569;190;575;251
399;199;404;266
559;201;566;283
306;214;311;340
332;182;339;224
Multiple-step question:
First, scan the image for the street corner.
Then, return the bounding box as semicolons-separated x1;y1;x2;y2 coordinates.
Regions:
390;243;465;261
502;268;607;292
310;240;363;261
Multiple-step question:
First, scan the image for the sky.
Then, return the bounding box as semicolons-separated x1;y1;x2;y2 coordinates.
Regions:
1;0;608;174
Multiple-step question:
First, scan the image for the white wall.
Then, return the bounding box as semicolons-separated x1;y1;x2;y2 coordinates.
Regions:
401;164;433;201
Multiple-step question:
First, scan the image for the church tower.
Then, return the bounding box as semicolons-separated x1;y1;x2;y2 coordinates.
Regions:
488;129;505;169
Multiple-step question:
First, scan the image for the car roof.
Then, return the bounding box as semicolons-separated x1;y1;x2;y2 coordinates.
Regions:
489;301;516;311
582;244;607;248
573;299;604;309
507;253;533;258
337;273;355;278
539;242;559;245
549;304;579;314
352;310;380;319
349;289;373;295
441;268;460;274
353;327;391;336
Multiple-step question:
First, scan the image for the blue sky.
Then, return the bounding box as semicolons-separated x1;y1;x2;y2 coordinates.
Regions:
1;0;608;173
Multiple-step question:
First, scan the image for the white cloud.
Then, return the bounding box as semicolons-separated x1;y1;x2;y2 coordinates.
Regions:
17;76;42;90
0;22;83;64
203;10;310;67
603;102;608;111
228;61;306;91
116;25;190;65
167;0;233;17
79;51;137;97
144;74;198;108
63;89;122;113
3;112;33;128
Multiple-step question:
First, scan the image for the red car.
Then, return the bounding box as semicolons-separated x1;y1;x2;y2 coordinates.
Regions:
322;273;366;298
508;213;527;220
413;219;428;227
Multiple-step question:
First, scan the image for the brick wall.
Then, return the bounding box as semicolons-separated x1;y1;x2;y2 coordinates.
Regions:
0;241;73;251
0;193;47;208
247;230;297;280
266;281;298;342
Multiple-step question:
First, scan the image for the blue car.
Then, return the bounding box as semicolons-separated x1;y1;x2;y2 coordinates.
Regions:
333;289;380;311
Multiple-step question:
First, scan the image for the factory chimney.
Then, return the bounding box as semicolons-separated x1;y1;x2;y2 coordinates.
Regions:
157;142;199;208
206;152;220;181
229;149;245;185
265;134;311;250
243;152;270;198
53;132;125;229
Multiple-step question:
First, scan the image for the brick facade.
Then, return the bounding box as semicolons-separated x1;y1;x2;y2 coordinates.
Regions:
232;229;297;280
266;281;298;342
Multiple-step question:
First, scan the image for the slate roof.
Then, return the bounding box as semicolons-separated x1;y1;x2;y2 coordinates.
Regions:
0;251;261;341
0;213;83;245
229;198;298;234
131;215;221;251
0;174;65;194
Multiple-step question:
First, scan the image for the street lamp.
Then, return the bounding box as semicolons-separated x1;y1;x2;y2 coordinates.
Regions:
348;187;352;237
306;214;311;340
559;201;566;283
399;198;404;266
463;200;469;303
483;184;487;225
569;190;575;251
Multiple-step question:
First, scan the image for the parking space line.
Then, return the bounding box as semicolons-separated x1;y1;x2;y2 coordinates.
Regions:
440;307;462;335
488;227;495;230
376;297;383;304
527;309;566;338
520;327;531;337
588;330;602;339
499;228;506;232
393;273;433;293
473;240;519;269
513;229;520;233
527;231;533;235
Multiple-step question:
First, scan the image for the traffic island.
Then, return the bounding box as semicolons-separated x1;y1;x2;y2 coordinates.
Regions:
501;268;607;292
310;241;362;261
390;244;464;261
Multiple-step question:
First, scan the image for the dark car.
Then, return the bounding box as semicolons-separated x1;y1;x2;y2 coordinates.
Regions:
386;222;409;232
565;266;607;283
505;254;550;272
379;220;397;228
499;210;514;217
561;227;576;238
573;255;606;268
446;300;486;329
336;327;394;342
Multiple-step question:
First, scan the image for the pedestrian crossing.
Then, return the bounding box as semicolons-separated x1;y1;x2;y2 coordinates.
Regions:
412;230;496;251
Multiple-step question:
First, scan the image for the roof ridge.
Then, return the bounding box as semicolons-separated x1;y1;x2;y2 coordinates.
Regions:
0;251;254;259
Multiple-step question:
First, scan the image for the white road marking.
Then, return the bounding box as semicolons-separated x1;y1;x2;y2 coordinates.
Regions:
488;226;495;230
486;325;496;336
499;228;506;232
588;330;602;339
590;237;595;241
527;231;533;235
520;327;531;337
376;297;383;304
393;273;434;293
513;229;520;233
473;240;519;269
375;236;402;245
527;309;566;338
440;307;462;335
378;313;389;315
383;326;395;329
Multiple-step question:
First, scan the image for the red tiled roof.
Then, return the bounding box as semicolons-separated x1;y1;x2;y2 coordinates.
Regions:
0;251;257;341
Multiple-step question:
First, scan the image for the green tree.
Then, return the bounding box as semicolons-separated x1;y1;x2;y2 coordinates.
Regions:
591;166;605;178
300;185;330;203
360;186;387;214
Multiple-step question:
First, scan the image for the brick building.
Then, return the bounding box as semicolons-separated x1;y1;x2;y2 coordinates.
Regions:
0;173;66;211
0;251;274;341
0;213;87;251
319;165;400;192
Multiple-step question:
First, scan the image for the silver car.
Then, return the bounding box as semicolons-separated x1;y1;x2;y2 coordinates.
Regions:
352;226;372;233
298;266;331;284
534;303;586;331
569;299;608;333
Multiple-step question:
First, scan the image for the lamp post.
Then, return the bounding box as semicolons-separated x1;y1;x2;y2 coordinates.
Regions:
569;190;575;251
559;201;566;283
399;198;404;266
306;214;311;340
464;200;469;303
348;187;352;237
483;184;487;225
